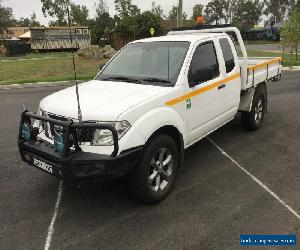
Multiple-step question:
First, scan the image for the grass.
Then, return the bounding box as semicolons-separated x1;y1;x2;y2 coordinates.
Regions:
0;50;299;85
0;55;107;85
0;52;73;61
244;40;280;45
238;50;300;67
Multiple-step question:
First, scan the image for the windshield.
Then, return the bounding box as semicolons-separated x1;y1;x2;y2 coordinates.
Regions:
97;41;190;86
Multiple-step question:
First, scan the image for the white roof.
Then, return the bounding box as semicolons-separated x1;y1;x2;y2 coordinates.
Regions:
9;37;20;40
19;31;31;39
133;33;225;44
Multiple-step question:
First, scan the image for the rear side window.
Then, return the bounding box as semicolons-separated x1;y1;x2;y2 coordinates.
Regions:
220;38;235;73
188;41;219;85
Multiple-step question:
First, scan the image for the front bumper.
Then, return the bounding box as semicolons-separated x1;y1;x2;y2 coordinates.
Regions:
18;111;143;181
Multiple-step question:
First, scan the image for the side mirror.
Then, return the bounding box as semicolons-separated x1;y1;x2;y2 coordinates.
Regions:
99;64;106;71
188;67;214;88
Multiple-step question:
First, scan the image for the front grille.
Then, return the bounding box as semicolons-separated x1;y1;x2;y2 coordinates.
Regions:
41;112;94;143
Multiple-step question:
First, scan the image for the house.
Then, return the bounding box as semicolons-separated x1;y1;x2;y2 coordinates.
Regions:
4;27;30;39
29;26;91;51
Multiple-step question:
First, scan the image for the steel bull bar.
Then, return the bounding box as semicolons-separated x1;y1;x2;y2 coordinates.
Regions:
18;111;142;181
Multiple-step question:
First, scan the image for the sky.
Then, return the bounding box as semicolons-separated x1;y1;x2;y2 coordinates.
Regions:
2;0;210;25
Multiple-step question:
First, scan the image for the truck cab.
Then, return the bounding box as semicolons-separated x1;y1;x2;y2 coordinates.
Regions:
18;27;282;204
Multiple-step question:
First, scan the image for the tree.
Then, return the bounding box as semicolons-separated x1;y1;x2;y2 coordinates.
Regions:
129;4;141;16
89;13;115;44
232;0;263;31
41;0;71;25
0;0;14;33
115;0;130;17
90;1;114;44
169;6;187;22
96;0;108;16
296;0;300;10
136;11;164;38
263;0;296;23
192;4;204;21
281;10;300;60
70;4;89;26
204;0;231;24
29;12;41;27
151;1;164;18
16;18;31;27
114;0;141;37
17;12;41;27
42;0;89;26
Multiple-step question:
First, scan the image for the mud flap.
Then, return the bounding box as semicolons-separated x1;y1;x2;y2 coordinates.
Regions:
239;82;267;113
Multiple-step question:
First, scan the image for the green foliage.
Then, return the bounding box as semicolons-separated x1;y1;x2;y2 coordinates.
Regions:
0;0;14;32
281;10;300;58
204;0;231;24
15;12;41;27
151;1;164;18
135;11;164;38
70;4;89;26
115;0;140;18
204;0;262;29
90;12;115;44
192;4;204;21
263;0;296;23
297;0;300;10
232;0;263;31
42;0;89;26
113;0;163;39
41;0;70;25
89;0;114;44
29;12;41;27
96;0;108;16
168;6;187;22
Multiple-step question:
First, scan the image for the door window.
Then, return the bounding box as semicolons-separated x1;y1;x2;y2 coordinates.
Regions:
188;41;220;86
219;38;235;73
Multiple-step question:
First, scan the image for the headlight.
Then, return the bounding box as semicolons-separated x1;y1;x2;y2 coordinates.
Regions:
92;121;131;146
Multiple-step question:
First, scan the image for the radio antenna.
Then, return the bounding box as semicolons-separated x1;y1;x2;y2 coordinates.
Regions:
67;6;83;123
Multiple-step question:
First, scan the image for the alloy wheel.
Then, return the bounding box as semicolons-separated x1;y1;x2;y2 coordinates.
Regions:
148;148;173;192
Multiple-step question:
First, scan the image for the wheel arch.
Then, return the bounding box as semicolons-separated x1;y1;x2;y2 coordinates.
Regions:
239;82;267;112
146;125;185;169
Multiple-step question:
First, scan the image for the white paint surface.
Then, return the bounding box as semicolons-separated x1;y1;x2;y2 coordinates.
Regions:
44;181;63;250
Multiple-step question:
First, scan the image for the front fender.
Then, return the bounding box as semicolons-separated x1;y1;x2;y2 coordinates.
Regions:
131;107;187;145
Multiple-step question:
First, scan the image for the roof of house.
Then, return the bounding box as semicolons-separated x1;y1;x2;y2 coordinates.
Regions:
19;31;31;39
7;27;29;30
30;26;89;31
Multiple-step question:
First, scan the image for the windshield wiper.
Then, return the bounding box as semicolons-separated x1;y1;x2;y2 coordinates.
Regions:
102;76;141;84
140;78;172;85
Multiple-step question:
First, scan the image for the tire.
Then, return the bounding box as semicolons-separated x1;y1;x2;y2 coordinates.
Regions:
241;91;266;131
272;73;282;82
128;134;179;204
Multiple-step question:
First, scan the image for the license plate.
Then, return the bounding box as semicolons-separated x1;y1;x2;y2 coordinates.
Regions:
32;157;53;174
23;152;64;179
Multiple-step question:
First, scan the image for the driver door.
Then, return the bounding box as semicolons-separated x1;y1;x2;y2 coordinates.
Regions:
187;40;226;145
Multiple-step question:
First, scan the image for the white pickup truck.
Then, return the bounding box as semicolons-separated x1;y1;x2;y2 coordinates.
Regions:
18;27;282;204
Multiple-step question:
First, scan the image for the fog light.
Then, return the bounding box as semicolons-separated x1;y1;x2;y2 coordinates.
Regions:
54;132;65;154
22;123;38;141
22;123;31;141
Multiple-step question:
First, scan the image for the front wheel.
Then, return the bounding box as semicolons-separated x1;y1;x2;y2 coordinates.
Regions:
241;92;266;131
128;134;179;204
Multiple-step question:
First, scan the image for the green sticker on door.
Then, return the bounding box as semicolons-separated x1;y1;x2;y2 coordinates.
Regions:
186;99;192;110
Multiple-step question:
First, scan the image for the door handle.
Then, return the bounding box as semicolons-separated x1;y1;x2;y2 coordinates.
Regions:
218;84;226;90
